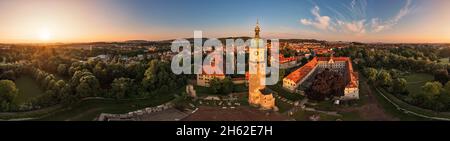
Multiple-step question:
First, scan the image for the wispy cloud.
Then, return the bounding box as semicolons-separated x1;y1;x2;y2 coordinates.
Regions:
300;6;332;31
370;0;413;32
300;0;414;34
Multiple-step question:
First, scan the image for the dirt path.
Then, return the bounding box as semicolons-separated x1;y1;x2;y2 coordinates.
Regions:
338;80;398;121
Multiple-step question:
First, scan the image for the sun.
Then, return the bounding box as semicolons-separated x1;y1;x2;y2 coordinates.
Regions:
38;28;52;41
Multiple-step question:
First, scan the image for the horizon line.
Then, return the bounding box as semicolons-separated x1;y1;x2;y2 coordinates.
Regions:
1;37;450;45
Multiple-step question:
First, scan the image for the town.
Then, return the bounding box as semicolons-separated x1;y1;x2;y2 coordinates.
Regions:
2;20;450;121
1;0;450;122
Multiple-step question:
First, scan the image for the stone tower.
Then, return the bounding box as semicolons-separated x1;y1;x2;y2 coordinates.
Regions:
248;19;266;106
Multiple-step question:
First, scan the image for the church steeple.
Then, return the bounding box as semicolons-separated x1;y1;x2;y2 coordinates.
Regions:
254;19;260;38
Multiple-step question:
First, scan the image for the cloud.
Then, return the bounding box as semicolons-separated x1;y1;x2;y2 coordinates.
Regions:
300;0;413;34
300;6;332;30
337;19;366;34
370;0;413;32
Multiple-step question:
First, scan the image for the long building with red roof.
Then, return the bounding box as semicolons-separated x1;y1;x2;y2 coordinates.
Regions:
283;56;359;100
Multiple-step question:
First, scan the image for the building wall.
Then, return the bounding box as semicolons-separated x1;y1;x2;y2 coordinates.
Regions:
282;65;318;92
342;87;359;100
260;94;275;110
196;74;225;87
282;79;299;92
280;61;297;69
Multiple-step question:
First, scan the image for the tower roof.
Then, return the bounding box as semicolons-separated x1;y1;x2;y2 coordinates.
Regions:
254;19;261;38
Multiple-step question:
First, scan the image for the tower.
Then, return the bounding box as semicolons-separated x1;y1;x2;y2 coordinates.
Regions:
248;19;266;106
254;19;260;38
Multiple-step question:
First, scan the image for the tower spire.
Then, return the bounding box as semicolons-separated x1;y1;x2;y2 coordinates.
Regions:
254;18;260;38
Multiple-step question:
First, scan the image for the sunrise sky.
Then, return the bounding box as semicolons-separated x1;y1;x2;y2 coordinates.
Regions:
0;0;449;43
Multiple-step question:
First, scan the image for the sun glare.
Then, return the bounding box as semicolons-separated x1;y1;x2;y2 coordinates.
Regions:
38;28;52;41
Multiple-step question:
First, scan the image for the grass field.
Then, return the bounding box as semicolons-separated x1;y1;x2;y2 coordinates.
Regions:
38;94;175;121
275;99;293;113
403;73;434;96
15;76;45;104
268;84;303;101
360;74;426;120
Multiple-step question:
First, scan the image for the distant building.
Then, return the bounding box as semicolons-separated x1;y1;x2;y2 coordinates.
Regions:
88;54;109;61
283;56;359;100
197;72;226;87
278;54;297;69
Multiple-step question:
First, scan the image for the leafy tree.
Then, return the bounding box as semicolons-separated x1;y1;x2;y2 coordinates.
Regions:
209;78;221;94
422;81;443;98
222;77;234;94
60;84;76;105
76;75;101;98
0;80;19;111
364;67;378;83
392;78;408;94
111;77;135;99
57;64;68;76
434;69;449;85
141;59;186;94
444;81;450;94
377;70;392;87
300;57;308;65
0;70;16;81
70;70;92;88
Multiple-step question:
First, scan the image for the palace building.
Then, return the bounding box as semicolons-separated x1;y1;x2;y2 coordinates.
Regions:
283;56;359;100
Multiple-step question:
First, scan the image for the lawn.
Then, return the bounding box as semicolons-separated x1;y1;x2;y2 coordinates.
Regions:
275;99;293;113
38;94;175;121
360;74;426;120
268;84;303;101
403;73;434;96
15;76;45;104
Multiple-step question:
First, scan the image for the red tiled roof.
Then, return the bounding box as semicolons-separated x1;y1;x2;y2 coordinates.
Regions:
316;57;350;62
284;56;358;88
279;54;296;64
284;57;318;83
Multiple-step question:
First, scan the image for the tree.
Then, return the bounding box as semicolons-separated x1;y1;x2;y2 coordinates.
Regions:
422;81;443;98
209;78;221;94
377;70;392;87
444;81;450;94
392;78;407;94
364;68;378;83
60;84;76;105
141;59;186;95
221;77;234;94
76;75;101;98
300;57;308;65
306;69;345;100
434;69;449;85
111;77;135;99
93;62;109;86
57;64;68;76
70;70;92;88
0;70;16;81
0;80;19;111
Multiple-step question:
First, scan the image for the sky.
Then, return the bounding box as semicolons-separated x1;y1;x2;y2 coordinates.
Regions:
0;0;449;43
